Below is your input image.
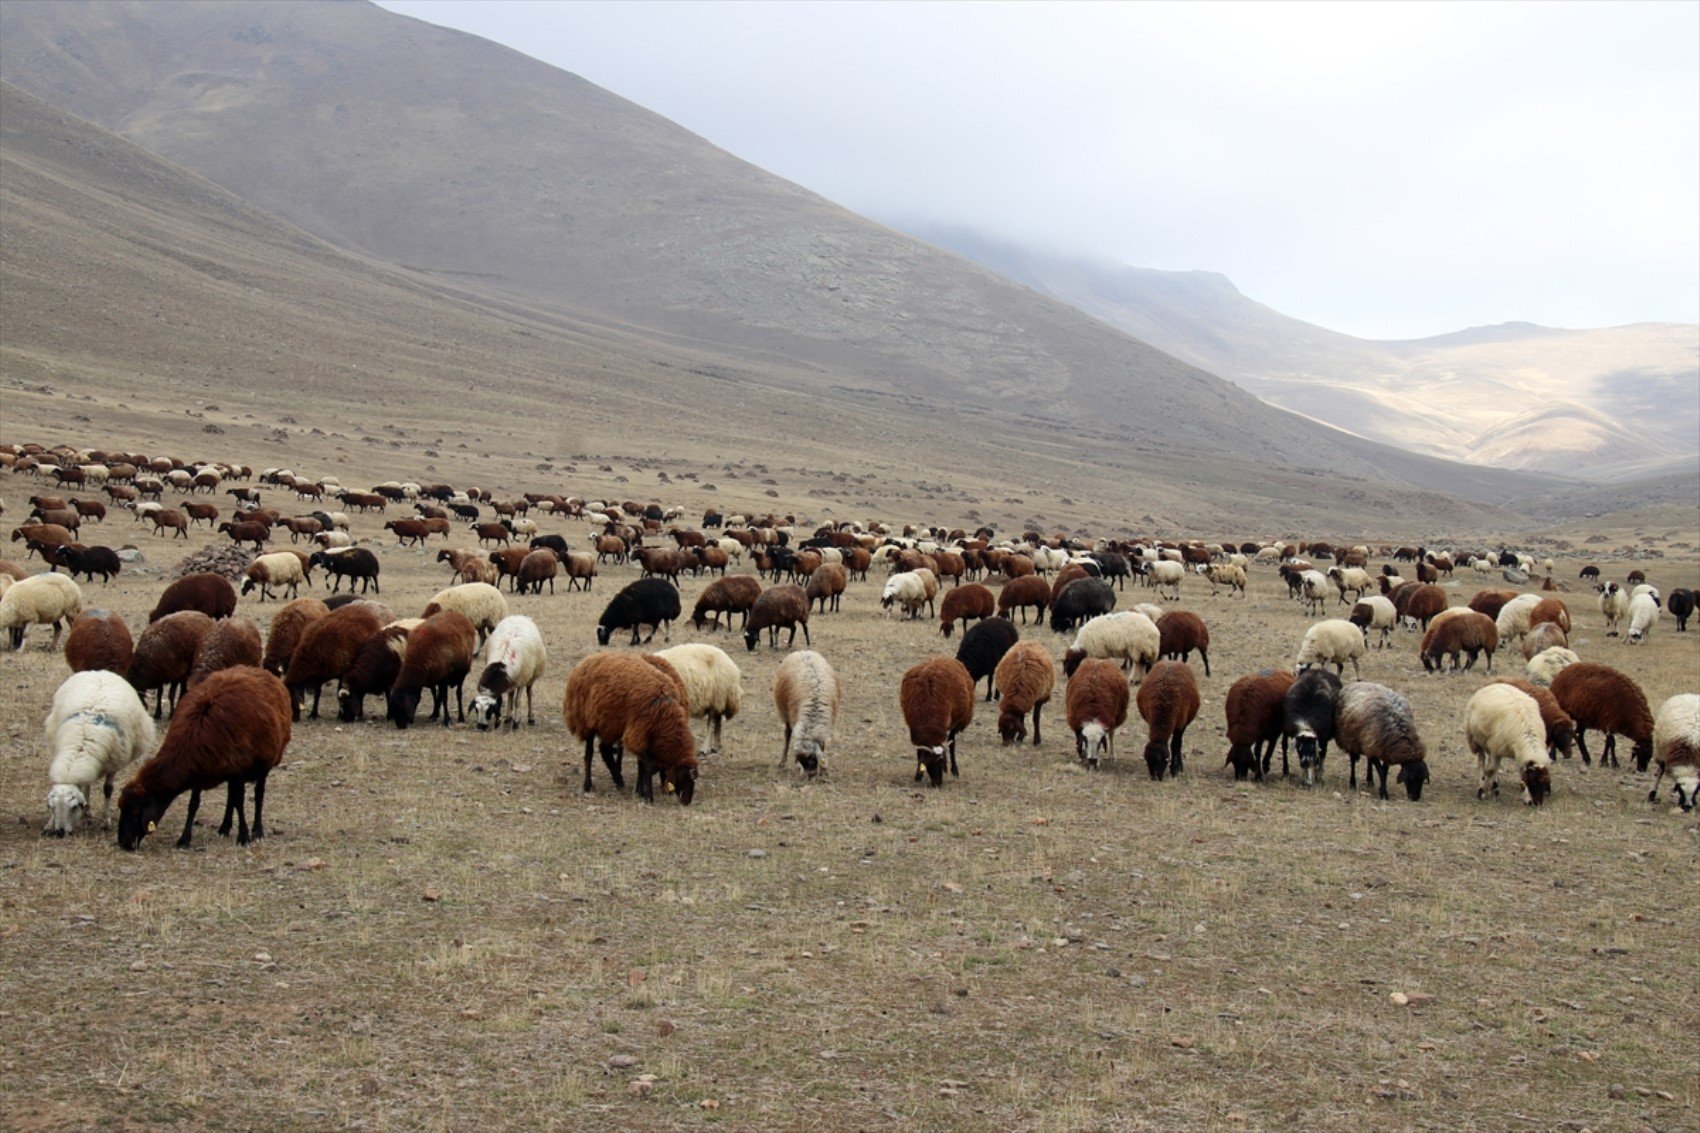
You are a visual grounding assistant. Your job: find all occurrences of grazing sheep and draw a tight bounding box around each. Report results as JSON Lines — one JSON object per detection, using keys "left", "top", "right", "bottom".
{"left": 956, "top": 616, "right": 1019, "bottom": 702}
{"left": 1419, "top": 610, "right": 1499, "bottom": 674}
{"left": 1326, "top": 566, "right": 1373, "bottom": 605}
{"left": 655, "top": 642, "right": 743, "bottom": 757}
{"left": 1525, "top": 646, "right": 1580, "bottom": 688}
{"left": 469, "top": 615, "right": 547, "bottom": 730}
{"left": 1136, "top": 660, "right": 1200, "bottom": 780}
{"left": 117, "top": 666, "right": 292, "bottom": 849}
{"left": 1597, "top": 582, "right": 1629, "bottom": 636}
{"left": 422, "top": 581, "right": 508, "bottom": 645}
{"left": 1550, "top": 663, "right": 1654, "bottom": 771}
{"left": 900, "top": 657, "right": 975, "bottom": 787}
{"left": 50, "top": 543, "right": 121, "bottom": 584}
{"left": 881, "top": 570, "right": 931, "bottom": 620}
{"left": 509, "top": 548, "right": 558, "bottom": 595}
{"left": 1062, "top": 611, "right": 1159, "bottom": 682}
{"left": 187, "top": 619, "right": 263, "bottom": 688}
{"left": 994, "top": 641, "right": 1055, "bottom": 746}
{"left": 388, "top": 610, "right": 478, "bottom": 729}
{"left": 1156, "top": 610, "right": 1211, "bottom": 676}
{"left": 1648, "top": 693, "right": 1700, "bottom": 811}
{"left": 1626, "top": 592, "right": 1661, "bottom": 644}
{"left": 774, "top": 650, "right": 840, "bottom": 777}
{"left": 283, "top": 600, "right": 388, "bottom": 720}
{"left": 996, "top": 574, "right": 1051, "bottom": 625}
{"left": 1334, "top": 682, "right": 1428, "bottom": 799}
{"left": 64, "top": 609, "right": 133, "bottom": 676}
{"left": 1143, "top": 559, "right": 1186, "bottom": 600}
{"left": 1349, "top": 595, "right": 1398, "bottom": 650}
{"left": 262, "top": 598, "right": 329, "bottom": 676}
{"left": 561, "top": 652, "right": 698, "bottom": 803}
{"left": 149, "top": 573, "right": 236, "bottom": 623}
{"left": 1400, "top": 584, "right": 1449, "bottom": 630}
{"left": 1494, "top": 594, "right": 1542, "bottom": 648}
{"left": 1521, "top": 622, "right": 1568, "bottom": 661}
{"left": 1490, "top": 678, "right": 1576, "bottom": 760}
{"left": 1666, "top": 587, "right": 1693, "bottom": 632}
{"left": 743, "top": 584, "right": 811, "bottom": 651}
{"left": 1, "top": 571, "right": 84, "bottom": 650}
{"left": 337, "top": 623, "right": 414, "bottom": 722}
{"left": 128, "top": 611, "right": 216, "bottom": 717}
{"left": 1066, "top": 657, "right": 1130, "bottom": 768}
{"left": 1464, "top": 683, "right": 1552, "bottom": 806}
{"left": 1529, "top": 597, "right": 1570, "bottom": 634}
{"left": 43, "top": 670, "right": 156, "bottom": 835}
{"left": 1468, "top": 588, "right": 1518, "bottom": 621}
{"left": 308, "top": 548, "right": 381, "bottom": 594}
{"left": 241, "top": 552, "right": 308, "bottom": 602}
{"left": 1296, "top": 619, "right": 1364, "bottom": 679}
{"left": 1049, "top": 577, "right": 1117, "bottom": 635}
{"left": 939, "top": 582, "right": 996, "bottom": 638}
{"left": 596, "top": 578, "right": 681, "bottom": 646}
{"left": 1206, "top": 562, "right": 1247, "bottom": 598}
{"left": 692, "top": 575, "right": 762, "bottom": 632}
{"left": 1284, "top": 668, "right": 1343, "bottom": 787}
{"left": 1298, "top": 570, "right": 1330, "bottom": 616}
{"left": 1222, "top": 669, "right": 1295, "bottom": 781}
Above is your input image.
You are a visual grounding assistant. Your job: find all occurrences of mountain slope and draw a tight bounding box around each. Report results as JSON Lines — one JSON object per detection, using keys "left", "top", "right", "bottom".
{"left": 0, "top": 0, "right": 1551, "bottom": 511}
{"left": 907, "top": 225, "right": 1699, "bottom": 480}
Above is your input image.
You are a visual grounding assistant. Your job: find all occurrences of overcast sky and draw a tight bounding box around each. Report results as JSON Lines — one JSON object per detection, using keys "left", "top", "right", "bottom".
{"left": 376, "top": 0, "right": 1698, "bottom": 339}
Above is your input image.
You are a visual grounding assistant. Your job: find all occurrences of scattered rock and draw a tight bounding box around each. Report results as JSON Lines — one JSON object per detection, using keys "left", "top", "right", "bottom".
{"left": 421, "top": 888, "right": 441, "bottom": 903}
{"left": 168, "top": 542, "right": 252, "bottom": 580}
{"left": 1170, "top": 1036, "right": 1196, "bottom": 1049}
{"left": 606, "top": 1055, "right": 640, "bottom": 1070}
{"left": 746, "top": 849, "right": 770, "bottom": 859}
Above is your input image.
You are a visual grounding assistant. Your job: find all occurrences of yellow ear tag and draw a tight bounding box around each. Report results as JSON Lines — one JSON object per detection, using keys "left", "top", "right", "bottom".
{"left": 147, "top": 821, "right": 156, "bottom": 832}
{"left": 664, "top": 781, "right": 675, "bottom": 794}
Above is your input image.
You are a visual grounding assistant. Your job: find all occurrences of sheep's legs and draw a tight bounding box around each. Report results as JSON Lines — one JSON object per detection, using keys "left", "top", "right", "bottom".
{"left": 1647, "top": 764, "right": 1665, "bottom": 804}
{"left": 177, "top": 788, "right": 203, "bottom": 848}
{"left": 582, "top": 737, "right": 597, "bottom": 793}
{"left": 1603, "top": 734, "right": 1618, "bottom": 769}
{"left": 1170, "top": 728, "right": 1185, "bottom": 776}
{"left": 1575, "top": 728, "right": 1592, "bottom": 766}
{"left": 780, "top": 725, "right": 793, "bottom": 769}
{"left": 251, "top": 774, "right": 268, "bottom": 841}
{"left": 1348, "top": 753, "right": 1359, "bottom": 789}
{"left": 1030, "top": 705, "right": 1042, "bottom": 746}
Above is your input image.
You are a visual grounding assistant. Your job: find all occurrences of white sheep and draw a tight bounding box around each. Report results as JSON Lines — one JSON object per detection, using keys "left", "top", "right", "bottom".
{"left": 773, "top": 650, "right": 840, "bottom": 776}
{"left": 1598, "top": 582, "right": 1629, "bottom": 636}
{"left": 1649, "top": 693, "right": 1700, "bottom": 811}
{"left": 716, "top": 537, "right": 744, "bottom": 563}
{"left": 242, "top": 551, "right": 308, "bottom": 602}
{"left": 1464, "top": 683, "right": 1553, "bottom": 805}
{"left": 1145, "top": 559, "right": 1185, "bottom": 600}
{"left": 1, "top": 572, "right": 84, "bottom": 651}
{"left": 1298, "top": 570, "right": 1331, "bottom": 616}
{"left": 315, "top": 530, "right": 353, "bottom": 549}
{"left": 1495, "top": 593, "right": 1542, "bottom": 646}
{"left": 881, "top": 571, "right": 931, "bottom": 620}
{"left": 470, "top": 615, "right": 547, "bottom": 730}
{"left": 1064, "top": 611, "right": 1160, "bottom": 682}
{"left": 1206, "top": 563, "right": 1247, "bottom": 598}
{"left": 1630, "top": 583, "right": 1660, "bottom": 603}
{"left": 1525, "top": 646, "right": 1580, "bottom": 687}
{"left": 43, "top": 670, "right": 156, "bottom": 835}
{"left": 1626, "top": 592, "right": 1661, "bottom": 644}
{"left": 1254, "top": 546, "right": 1282, "bottom": 563}
{"left": 422, "top": 582, "right": 508, "bottom": 644}
{"left": 1296, "top": 619, "right": 1366, "bottom": 680}
{"left": 1326, "top": 566, "right": 1372, "bottom": 605}
{"left": 1133, "top": 602, "right": 1167, "bottom": 625}
{"left": 1351, "top": 595, "right": 1399, "bottom": 649}
{"left": 655, "top": 643, "right": 743, "bottom": 756}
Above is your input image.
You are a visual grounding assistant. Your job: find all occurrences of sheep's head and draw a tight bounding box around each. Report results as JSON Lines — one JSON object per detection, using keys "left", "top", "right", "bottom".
{"left": 1631, "top": 738, "right": 1654, "bottom": 774}
{"left": 792, "top": 739, "right": 824, "bottom": 777}
{"left": 1225, "top": 743, "right": 1256, "bottom": 781}
{"left": 116, "top": 788, "right": 167, "bottom": 851}
{"left": 335, "top": 685, "right": 361, "bottom": 723}
{"left": 1142, "top": 739, "right": 1168, "bottom": 781}
{"left": 1521, "top": 762, "right": 1551, "bottom": 806}
{"left": 387, "top": 687, "right": 424, "bottom": 730}
{"left": 44, "top": 784, "right": 87, "bottom": 836}
{"left": 471, "top": 692, "right": 502, "bottom": 731}
{"left": 997, "top": 710, "right": 1026, "bottom": 746}
{"left": 1397, "top": 760, "right": 1430, "bottom": 802}
{"left": 1671, "top": 768, "right": 1699, "bottom": 813}
{"left": 940, "top": 620, "right": 954, "bottom": 639}
{"left": 916, "top": 745, "right": 947, "bottom": 787}
{"left": 1294, "top": 730, "right": 1321, "bottom": 786}
{"left": 1549, "top": 719, "right": 1575, "bottom": 759}
{"left": 596, "top": 625, "right": 613, "bottom": 647}
{"left": 742, "top": 628, "right": 760, "bottom": 652}
{"left": 1061, "top": 648, "right": 1086, "bottom": 678}
{"left": 668, "top": 763, "right": 698, "bottom": 806}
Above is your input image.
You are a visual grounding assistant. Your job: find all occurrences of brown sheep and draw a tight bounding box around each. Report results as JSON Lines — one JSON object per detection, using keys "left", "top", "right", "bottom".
{"left": 262, "top": 598, "right": 330, "bottom": 676}
{"left": 805, "top": 562, "right": 848, "bottom": 613}
{"left": 388, "top": 610, "right": 477, "bottom": 729}
{"left": 283, "top": 601, "right": 387, "bottom": 720}
{"left": 743, "top": 584, "right": 811, "bottom": 651}
{"left": 1490, "top": 678, "right": 1576, "bottom": 759}
{"left": 1065, "top": 657, "right": 1130, "bottom": 768}
{"left": 515, "top": 549, "right": 559, "bottom": 595}
{"left": 128, "top": 611, "right": 217, "bottom": 717}
{"left": 1137, "top": 660, "right": 1201, "bottom": 780}
{"left": 900, "top": 656, "right": 974, "bottom": 787}
{"left": 562, "top": 652, "right": 698, "bottom": 801}
{"left": 1402, "top": 584, "right": 1449, "bottom": 629}
{"left": 692, "top": 575, "right": 762, "bottom": 632}
{"left": 939, "top": 582, "right": 996, "bottom": 638}
{"left": 1550, "top": 663, "right": 1654, "bottom": 770}
{"left": 217, "top": 521, "right": 271, "bottom": 551}
{"left": 1156, "top": 610, "right": 1211, "bottom": 676}
{"left": 994, "top": 641, "right": 1056, "bottom": 746}
{"left": 187, "top": 618, "right": 263, "bottom": 688}
{"left": 1223, "top": 669, "right": 1295, "bottom": 780}
{"left": 11, "top": 522, "right": 76, "bottom": 555}
{"left": 64, "top": 609, "right": 134, "bottom": 677}
{"left": 1419, "top": 610, "right": 1498, "bottom": 673}
{"left": 149, "top": 573, "right": 238, "bottom": 623}
{"left": 1521, "top": 621, "right": 1568, "bottom": 661}
{"left": 997, "top": 575, "right": 1050, "bottom": 625}
{"left": 117, "top": 666, "right": 292, "bottom": 850}
{"left": 1529, "top": 597, "right": 1571, "bottom": 634}
{"left": 338, "top": 623, "right": 413, "bottom": 722}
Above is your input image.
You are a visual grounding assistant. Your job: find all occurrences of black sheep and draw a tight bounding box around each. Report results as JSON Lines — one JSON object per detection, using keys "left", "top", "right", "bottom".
{"left": 1089, "top": 552, "right": 1131, "bottom": 590}
{"left": 51, "top": 543, "right": 122, "bottom": 584}
{"left": 955, "top": 616, "right": 1019, "bottom": 702}
{"left": 1283, "top": 668, "right": 1343, "bottom": 787}
{"left": 1669, "top": 588, "right": 1694, "bottom": 632}
{"left": 309, "top": 548, "right": 382, "bottom": 594}
{"left": 1049, "top": 577, "right": 1116, "bottom": 634}
{"left": 596, "top": 578, "right": 682, "bottom": 646}
{"left": 530, "top": 534, "right": 571, "bottom": 558}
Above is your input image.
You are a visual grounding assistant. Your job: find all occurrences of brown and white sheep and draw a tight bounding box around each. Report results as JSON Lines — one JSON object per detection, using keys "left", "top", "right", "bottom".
{"left": 1333, "top": 682, "right": 1428, "bottom": 799}
{"left": 1066, "top": 657, "right": 1131, "bottom": 768}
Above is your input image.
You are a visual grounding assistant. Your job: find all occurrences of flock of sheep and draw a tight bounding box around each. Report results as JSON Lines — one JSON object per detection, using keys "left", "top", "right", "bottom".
{"left": 3, "top": 440, "right": 1698, "bottom": 856}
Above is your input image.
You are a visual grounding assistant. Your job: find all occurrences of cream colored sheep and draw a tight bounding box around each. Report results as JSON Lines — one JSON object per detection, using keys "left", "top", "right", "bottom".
{"left": 1465, "top": 683, "right": 1553, "bottom": 805}
{"left": 1525, "top": 646, "right": 1580, "bottom": 687}
{"left": 1296, "top": 619, "right": 1366, "bottom": 680}
{"left": 1, "top": 572, "right": 84, "bottom": 651}
{"left": 44, "top": 670, "right": 156, "bottom": 834}
{"left": 655, "top": 643, "right": 743, "bottom": 756}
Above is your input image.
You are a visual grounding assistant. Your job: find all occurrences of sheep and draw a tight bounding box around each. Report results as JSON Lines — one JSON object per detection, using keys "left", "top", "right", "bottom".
{"left": 1493, "top": 594, "right": 1541, "bottom": 648}
{"left": 1469, "top": 588, "right": 1518, "bottom": 621}
{"left": 1065, "top": 657, "right": 1131, "bottom": 768}
{"left": 1326, "top": 566, "right": 1373, "bottom": 605}
{"left": 956, "top": 616, "right": 1019, "bottom": 702}
{"left": 1284, "top": 668, "right": 1343, "bottom": 787}
{"left": 283, "top": 600, "right": 388, "bottom": 720}
{"left": 1144, "top": 559, "right": 1186, "bottom": 600}
{"left": 692, "top": 575, "right": 762, "bottom": 632}
{"left": 1490, "top": 678, "right": 1576, "bottom": 760}
{"left": 1648, "top": 693, "right": 1700, "bottom": 811}
{"left": 1049, "top": 577, "right": 1117, "bottom": 635}
{"left": 388, "top": 610, "right": 478, "bottom": 729}
{"left": 1529, "top": 596, "right": 1570, "bottom": 634}
{"left": 1626, "top": 592, "right": 1661, "bottom": 644}
{"left": 64, "top": 609, "right": 133, "bottom": 676}
{"left": 43, "top": 670, "right": 156, "bottom": 835}
{"left": 1296, "top": 619, "right": 1364, "bottom": 680}
{"left": 1526, "top": 646, "right": 1580, "bottom": 688}
{"left": 1297, "top": 570, "right": 1330, "bottom": 615}
{"left": 881, "top": 570, "right": 931, "bottom": 620}
{"left": 1597, "top": 582, "right": 1629, "bottom": 636}
{"left": 149, "top": 573, "right": 237, "bottom": 623}
{"left": 117, "top": 666, "right": 292, "bottom": 849}
{"left": 1, "top": 571, "right": 84, "bottom": 651}
{"left": 1349, "top": 595, "right": 1398, "bottom": 650}
{"left": 262, "top": 598, "right": 329, "bottom": 677}
{"left": 1550, "top": 663, "right": 1654, "bottom": 771}
{"left": 596, "top": 578, "right": 681, "bottom": 646}
{"left": 561, "top": 652, "right": 699, "bottom": 802}
{"left": 996, "top": 574, "right": 1051, "bottom": 624}
{"left": 217, "top": 520, "right": 271, "bottom": 551}
{"left": 1205, "top": 562, "right": 1246, "bottom": 598}
{"left": 464, "top": 615, "right": 548, "bottom": 731}
{"left": 337, "top": 623, "right": 414, "bottom": 722}
{"left": 422, "top": 581, "right": 507, "bottom": 645}
{"left": 655, "top": 643, "right": 742, "bottom": 755}
{"left": 1666, "top": 587, "right": 1693, "bottom": 632}
{"left": 805, "top": 562, "right": 848, "bottom": 613}
{"left": 128, "top": 611, "right": 216, "bottom": 717}
{"left": 1156, "top": 610, "right": 1211, "bottom": 676}
{"left": 993, "top": 641, "right": 1055, "bottom": 746}
{"left": 1333, "top": 682, "right": 1428, "bottom": 799}
{"left": 938, "top": 582, "right": 996, "bottom": 638}
{"left": 744, "top": 584, "right": 811, "bottom": 651}
{"left": 1222, "top": 669, "right": 1295, "bottom": 781}
{"left": 1134, "top": 660, "right": 1200, "bottom": 780}
{"left": 187, "top": 618, "right": 263, "bottom": 688}
{"left": 1062, "top": 611, "right": 1160, "bottom": 683}
{"left": 773, "top": 650, "right": 840, "bottom": 777}
{"left": 1521, "top": 622, "right": 1568, "bottom": 661}
{"left": 1419, "top": 610, "right": 1499, "bottom": 674}
{"left": 50, "top": 543, "right": 121, "bottom": 584}
{"left": 1400, "top": 584, "right": 1449, "bottom": 630}
{"left": 309, "top": 548, "right": 381, "bottom": 594}
{"left": 241, "top": 552, "right": 308, "bottom": 602}
{"left": 514, "top": 548, "right": 559, "bottom": 595}
{"left": 1464, "top": 683, "right": 1553, "bottom": 806}
{"left": 899, "top": 657, "right": 975, "bottom": 787}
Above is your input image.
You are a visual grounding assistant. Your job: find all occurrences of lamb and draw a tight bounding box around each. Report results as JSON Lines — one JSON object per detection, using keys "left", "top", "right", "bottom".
{"left": 692, "top": 575, "right": 762, "bottom": 632}
{"left": 805, "top": 562, "right": 848, "bottom": 613}
{"left": 596, "top": 578, "right": 681, "bottom": 646}
{"left": 1648, "top": 693, "right": 1700, "bottom": 811}
{"left": 43, "top": 670, "right": 156, "bottom": 835}
{"left": 1136, "top": 660, "right": 1200, "bottom": 780}
{"left": 1066, "top": 657, "right": 1131, "bottom": 768}
{"left": 1597, "top": 582, "right": 1629, "bottom": 636}
{"left": 149, "top": 573, "right": 237, "bottom": 623}
{"left": 1284, "top": 668, "right": 1343, "bottom": 786}
{"left": 939, "top": 582, "right": 996, "bottom": 638}
{"left": 387, "top": 610, "right": 477, "bottom": 729}
{"left": 1144, "top": 559, "right": 1186, "bottom": 600}
{"left": 1667, "top": 587, "right": 1694, "bottom": 632}
{"left": 337, "top": 623, "right": 414, "bottom": 722}
{"left": 1222, "top": 669, "right": 1295, "bottom": 781}
{"left": 1464, "top": 683, "right": 1552, "bottom": 806}
{"left": 956, "top": 616, "right": 1019, "bottom": 702}
{"left": 422, "top": 581, "right": 508, "bottom": 645}
{"left": 561, "top": 652, "right": 698, "bottom": 802}
{"left": 187, "top": 618, "right": 263, "bottom": 687}
{"left": 1296, "top": 619, "right": 1365, "bottom": 680}
{"left": 1626, "top": 592, "right": 1661, "bottom": 644}
{"left": 743, "top": 584, "right": 811, "bottom": 651}
{"left": 1333, "top": 682, "right": 1428, "bottom": 799}
{"left": 241, "top": 552, "right": 308, "bottom": 602}
{"left": 773, "top": 650, "right": 840, "bottom": 777}
{"left": 262, "top": 598, "right": 329, "bottom": 676}
{"left": 63, "top": 609, "right": 133, "bottom": 676}
{"left": 1419, "top": 610, "right": 1499, "bottom": 674}
{"left": 1, "top": 571, "right": 84, "bottom": 650}
{"left": 655, "top": 643, "right": 742, "bottom": 755}
{"left": 881, "top": 570, "right": 932, "bottom": 620}
{"left": 309, "top": 548, "right": 381, "bottom": 594}
{"left": 117, "top": 666, "right": 293, "bottom": 849}
{"left": 1490, "top": 678, "right": 1576, "bottom": 760}
{"left": 1349, "top": 595, "right": 1399, "bottom": 650}
{"left": 1156, "top": 610, "right": 1211, "bottom": 676}
{"left": 1521, "top": 621, "right": 1568, "bottom": 661}
{"left": 1525, "top": 646, "right": 1580, "bottom": 688}
{"left": 1549, "top": 662, "right": 1654, "bottom": 770}
{"left": 1049, "top": 577, "right": 1117, "bottom": 634}
{"left": 128, "top": 611, "right": 216, "bottom": 717}
{"left": 1062, "top": 611, "right": 1160, "bottom": 683}
{"left": 899, "top": 657, "right": 975, "bottom": 787}
{"left": 996, "top": 574, "right": 1051, "bottom": 624}
{"left": 1326, "top": 566, "right": 1373, "bottom": 605}
{"left": 283, "top": 600, "right": 388, "bottom": 720}
{"left": 993, "top": 641, "right": 1056, "bottom": 746}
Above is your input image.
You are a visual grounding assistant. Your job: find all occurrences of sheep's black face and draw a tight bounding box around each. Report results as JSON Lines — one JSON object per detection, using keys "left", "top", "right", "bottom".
{"left": 336, "top": 687, "right": 360, "bottom": 723}
{"left": 1143, "top": 740, "right": 1168, "bottom": 781}
{"left": 916, "top": 747, "right": 946, "bottom": 787}
{"left": 672, "top": 766, "right": 697, "bottom": 806}
{"left": 595, "top": 626, "right": 612, "bottom": 647}
{"left": 1632, "top": 739, "right": 1653, "bottom": 774}
{"left": 387, "top": 688, "right": 423, "bottom": 730}
{"left": 743, "top": 630, "right": 759, "bottom": 652}
{"left": 116, "top": 795, "right": 166, "bottom": 851}
{"left": 1673, "top": 777, "right": 1698, "bottom": 813}
{"left": 1522, "top": 765, "right": 1551, "bottom": 807}
{"left": 1398, "top": 760, "right": 1429, "bottom": 802}
{"left": 997, "top": 715, "right": 1025, "bottom": 746}
{"left": 795, "top": 748, "right": 820, "bottom": 776}
{"left": 1226, "top": 745, "right": 1255, "bottom": 781}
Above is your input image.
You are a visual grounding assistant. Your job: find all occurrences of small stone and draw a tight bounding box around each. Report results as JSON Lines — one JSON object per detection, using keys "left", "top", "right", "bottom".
{"left": 129, "top": 960, "right": 147, "bottom": 972}
{"left": 421, "top": 888, "right": 441, "bottom": 903}
{"left": 628, "top": 1080, "right": 652, "bottom": 1096}
{"left": 1170, "top": 1036, "right": 1195, "bottom": 1049}
{"left": 699, "top": 1099, "right": 720, "bottom": 1110}
{"left": 253, "top": 952, "right": 273, "bottom": 964}
{"left": 1576, "top": 1050, "right": 1600, "bottom": 1062}
{"left": 1607, "top": 1084, "right": 1626, "bottom": 1099}
{"left": 657, "top": 1020, "right": 676, "bottom": 1038}
{"left": 746, "top": 849, "right": 769, "bottom": 859}
{"left": 607, "top": 1055, "right": 640, "bottom": 1070}
{"left": 1389, "top": 992, "right": 1410, "bottom": 1007}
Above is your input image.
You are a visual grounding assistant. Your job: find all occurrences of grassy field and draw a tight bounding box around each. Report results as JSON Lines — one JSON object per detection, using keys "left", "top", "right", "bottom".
{"left": 0, "top": 454, "right": 1695, "bottom": 1133}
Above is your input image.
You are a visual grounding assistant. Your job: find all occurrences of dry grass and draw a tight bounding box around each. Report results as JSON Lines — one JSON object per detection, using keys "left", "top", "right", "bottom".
{"left": 0, "top": 457, "right": 1695, "bottom": 1133}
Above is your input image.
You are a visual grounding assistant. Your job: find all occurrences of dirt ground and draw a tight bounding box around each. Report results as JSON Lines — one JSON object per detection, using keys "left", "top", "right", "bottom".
{"left": 0, "top": 456, "right": 1695, "bottom": 1133}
